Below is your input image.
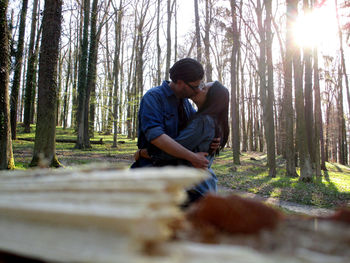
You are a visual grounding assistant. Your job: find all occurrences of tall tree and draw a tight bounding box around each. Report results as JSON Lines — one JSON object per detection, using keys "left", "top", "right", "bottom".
{"left": 23, "top": 0, "right": 39, "bottom": 133}
{"left": 204, "top": 0, "right": 212, "bottom": 81}
{"left": 194, "top": 0, "right": 202, "bottom": 62}
{"left": 313, "top": 47, "right": 322, "bottom": 176}
{"left": 156, "top": 0, "right": 161, "bottom": 84}
{"left": 112, "top": 0, "right": 123, "bottom": 147}
{"left": 335, "top": 0, "right": 350, "bottom": 164}
{"left": 30, "top": 0, "right": 62, "bottom": 167}
{"left": 303, "top": 0, "right": 315, "bottom": 165}
{"left": 85, "top": 0, "right": 100, "bottom": 145}
{"left": 0, "top": 0, "right": 14, "bottom": 170}
{"left": 285, "top": 0, "right": 297, "bottom": 177}
{"left": 257, "top": 0, "right": 276, "bottom": 177}
{"left": 165, "top": 0, "right": 172, "bottom": 80}
{"left": 291, "top": 0, "right": 313, "bottom": 182}
{"left": 10, "top": 0, "right": 28, "bottom": 139}
{"left": 230, "top": 0, "right": 240, "bottom": 165}
{"left": 76, "top": 0, "right": 90, "bottom": 149}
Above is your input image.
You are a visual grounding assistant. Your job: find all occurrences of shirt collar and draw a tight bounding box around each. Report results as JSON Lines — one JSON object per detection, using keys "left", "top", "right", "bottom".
{"left": 162, "top": 80, "right": 176, "bottom": 98}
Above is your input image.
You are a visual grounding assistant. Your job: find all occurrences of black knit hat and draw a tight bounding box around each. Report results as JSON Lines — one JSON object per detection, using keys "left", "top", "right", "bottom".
{"left": 169, "top": 58, "right": 204, "bottom": 83}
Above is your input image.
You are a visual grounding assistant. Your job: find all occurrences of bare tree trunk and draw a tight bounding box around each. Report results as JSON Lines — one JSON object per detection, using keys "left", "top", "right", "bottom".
{"left": 248, "top": 70, "right": 254, "bottom": 151}
{"left": 29, "top": 23, "right": 42, "bottom": 125}
{"left": 112, "top": 0, "right": 123, "bottom": 148}
{"left": 30, "top": 0, "right": 62, "bottom": 168}
{"left": 285, "top": 0, "right": 297, "bottom": 177}
{"left": 203, "top": 0, "right": 212, "bottom": 81}
{"left": 174, "top": 0, "right": 178, "bottom": 62}
{"left": 76, "top": 0, "right": 90, "bottom": 149}
{"left": 313, "top": 48, "right": 322, "bottom": 176}
{"left": 241, "top": 60, "right": 247, "bottom": 152}
{"left": 157, "top": 0, "right": 161, "bottom": 84}
{"left": 336, "top": 65, "right": 346, "bottom": 164}
{"left": 165, "top": 0, "right": 172, "bottom": 80}
{"left": 56, "top": 51, "right": 64, "bottom": 126}
{"left": 194, "top": 0, "right": 201, "bottom": 62}
{"left": 0, "top": 0, "right": 14, "bottom": 170}
{"left": 335, "top": 0, "right": 350, "bottom": 164}
{"left": 303, "top": 0, "right": 315, "bottom": 167}
{"left": 86, "top": 0, "right": 102, "bottom": 143}
{"left": 23, "top": 0, "right": 39, "bottom": 132}
{"left": 10, "top": 0, "right": 28, "bottom": 139}
{"left": 230, "top": 0, "right": 240, "bottom": 165}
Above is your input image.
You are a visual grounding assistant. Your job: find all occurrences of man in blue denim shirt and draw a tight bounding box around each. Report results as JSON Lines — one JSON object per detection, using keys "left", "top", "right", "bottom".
{"left": 131, "top": 58, "right": 211, "bottom": 168}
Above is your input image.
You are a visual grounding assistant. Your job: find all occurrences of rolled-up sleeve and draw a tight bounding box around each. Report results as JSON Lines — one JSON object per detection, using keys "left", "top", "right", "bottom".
{"left": 140, "top": 92, "right": 165, "bottom": 142}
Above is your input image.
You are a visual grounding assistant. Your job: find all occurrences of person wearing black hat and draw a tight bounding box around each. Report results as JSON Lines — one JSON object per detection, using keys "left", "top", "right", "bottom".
{"left": 135, "top": 81, "right": 229, "bottom": 205}
{"left": 131, "top": 58, "right": 218, "bottom": 169}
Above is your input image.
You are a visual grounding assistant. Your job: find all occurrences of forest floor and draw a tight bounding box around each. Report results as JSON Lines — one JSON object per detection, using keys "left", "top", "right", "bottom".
{"left": 10, "top": 124, "right": 350, "bottom": 215}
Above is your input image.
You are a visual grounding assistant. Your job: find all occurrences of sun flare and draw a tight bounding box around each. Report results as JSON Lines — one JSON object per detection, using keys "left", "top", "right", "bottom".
{"left": 293, "top": 6, "right": 338, "bottom": 49}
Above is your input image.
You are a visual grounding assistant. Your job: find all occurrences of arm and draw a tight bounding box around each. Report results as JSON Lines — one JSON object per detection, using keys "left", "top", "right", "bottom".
{"left": 139, "top": 91, "right": 208, "bottom": 168}
{"left": 151, "top": 134, "right": 209, "bottom": 168}
{"left": 151, "top": 116, "right": 214, "bottom": 167}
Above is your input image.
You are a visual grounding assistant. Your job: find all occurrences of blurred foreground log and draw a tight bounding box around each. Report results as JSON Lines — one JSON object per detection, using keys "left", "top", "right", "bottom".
{"left": 0, "top": 166, "right": 349, "bottom": 263}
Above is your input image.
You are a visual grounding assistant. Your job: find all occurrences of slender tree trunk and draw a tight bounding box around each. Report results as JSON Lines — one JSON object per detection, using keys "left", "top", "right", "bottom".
{"left": 157, "top": 0, "right": 161, "bottom": 84}
{"left": 204, "top": 0, "right": 212, "bottom": 81}
{"left": 56, "top": 52, "right": 64, "bottom": 126}
{"left": 62, "top": 24, "right": 72, "bottom": 129}
{"left": 112, "top": 0, "right": 123, "bottom": 148}
{"left": 10, "top": 0, "right": 28, "bottom": 139}
{"left": 194, "top": 0, "right": 201, "bottom": 62}
{"left": 0, "top": 0, "right": 14, "bottom": 170}
{"left": 303, "top": 0, "right": 315, "bottom": 167}
{"left": 23, "top": 0, "right": 39, "bottom": 132}
{"left": 248, "top": 70, "right": 254, "bottom": 151}
{"left": 285, "top": 0, "right": 297, "bottom": 177}
{"left": 313, "top": 47, "right": 322, "bottom": 176}
{"left": 30, "top": 0, "right": 62, "bottom": 168}
{"left": 174, "top": 0, "right": 178, "bottom": 62}
{"left": 337, "top": 65, "right": 346, "bottom": 164}
{"left": 85, "top": 0, "right": 100, "bottom": 144}
{"left": 165, "top": 0, "right": 171, "bottom": 80}
{"left": 230, "top": 0, "right": 240, "bottom": 165}
{"left": 240, "top": 60, "right": 247, "bottom": 152}
{"left": 335, "top": 0, "right": 350, "bottom": 164}
{"left": 76, "top": 0, "right": 90, "bottom": 149}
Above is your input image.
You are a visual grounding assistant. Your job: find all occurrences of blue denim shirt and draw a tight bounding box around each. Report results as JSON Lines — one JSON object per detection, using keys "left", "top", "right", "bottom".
{"left": 151, "top": 115, "right": 218, "bottom": 195}
{"left": 136, "top": 81, "right": 196, "bottom": 167}
{"left": 131, "top": 81, "right": 217, "bottom": 195}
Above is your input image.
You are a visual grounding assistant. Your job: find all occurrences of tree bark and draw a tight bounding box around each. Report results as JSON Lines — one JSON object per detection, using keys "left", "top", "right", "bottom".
{"left": 285, "top": 0, "right": 297, "bottom": 177}
{"left": 0, "top": 0, "right": 14, "bottom": 170}
{"left": 230, "top": 0, "right": 240, "bottom": 165}
{"left": 313, "top": 47, "right": 322, "bottom": 176}
{"left": 85, "top": 0, "right": 100, "bottom": 144}
{"left": 30, "top": 0, "right": 62, "bottom": 168}
{"left": 303, "top": 0, "right": 315, "bottom": 166}
{"left": 335, "top": 0, "right": 350, "bottom": 165}
{"left": 165, "top": 0, "right": 172, "bottom": 80}
{"left": 76, "top": 0, "right": 90, "bottom": 149}
{"left": 23, "top": 0, "right": 39, "bottom": 133}
{"left": 112, "top": 0, "right": 123, "bottom": 148}
{"left": 194, "top": 0, "right": 202, "bottom": 62}
{"left": 10, "top": 0, "right": 28, "bottom": 139}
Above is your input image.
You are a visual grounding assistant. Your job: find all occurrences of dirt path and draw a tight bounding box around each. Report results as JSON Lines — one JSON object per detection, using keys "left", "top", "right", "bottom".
{"left": 218, "top": 186, "right": 334, "bottom": 217}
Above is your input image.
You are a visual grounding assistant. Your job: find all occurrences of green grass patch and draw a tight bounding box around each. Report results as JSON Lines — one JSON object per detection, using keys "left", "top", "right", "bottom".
{"left": 10, "top": 124, "right": 350, "bottom": 209}
{"left": 213, "top": 150, "right": 350, "bottom": 208}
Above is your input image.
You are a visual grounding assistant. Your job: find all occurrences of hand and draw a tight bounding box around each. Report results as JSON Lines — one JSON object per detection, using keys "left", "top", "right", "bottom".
{"left": 134, "top": 149, "right": 141, "bottom": 161}
{"left": 190, "top": 152, "right": 209, "bottom": 169}
{"left": 210, "top": 137, "right": 221, "bottom": 152}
